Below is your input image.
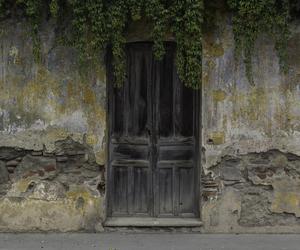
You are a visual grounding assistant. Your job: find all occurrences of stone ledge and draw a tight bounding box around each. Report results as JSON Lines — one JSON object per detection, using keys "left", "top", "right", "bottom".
{"left": 104, "top": 217, "right": 203, "bottom": 227}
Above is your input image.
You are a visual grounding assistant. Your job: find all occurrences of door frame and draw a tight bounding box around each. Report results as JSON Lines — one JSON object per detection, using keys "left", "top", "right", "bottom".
{"left": 105, "top": 41, "right": 201, "bottom": 219}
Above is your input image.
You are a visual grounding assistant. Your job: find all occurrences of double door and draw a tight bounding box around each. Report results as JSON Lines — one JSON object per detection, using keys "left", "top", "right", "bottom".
{"left": 107, "top": 42, "right": 199, "bottom": 218}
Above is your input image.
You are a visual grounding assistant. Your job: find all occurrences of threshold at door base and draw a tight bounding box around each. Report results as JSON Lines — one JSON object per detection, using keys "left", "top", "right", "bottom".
{"left": 104, "top": 217, "right": 203, "bottom": 227}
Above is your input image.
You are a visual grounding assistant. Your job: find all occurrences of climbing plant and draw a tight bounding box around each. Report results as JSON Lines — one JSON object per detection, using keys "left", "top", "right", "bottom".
{"left": 170, "top": 1, "right": 204, "bottom": 89}
{"left": 0, "top": 0, "right": 204, "bottom": 88}
{"left": 227, "top": 0, "right": 291, "bottom": 84}
{"left": 68, "top": 0, "right": 204, "bottom": 88}
{"left": 18, "top": 0, "right": 44, "bottom": 62}
{"left": 0, "top": 0, "right": 298, "bottom": 87}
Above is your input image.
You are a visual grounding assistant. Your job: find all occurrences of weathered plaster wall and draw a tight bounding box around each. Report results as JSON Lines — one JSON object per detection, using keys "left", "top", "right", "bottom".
{"left": 1, "top": 12, "right": 300, "bottom": 233}
{"left": 0, "top": 20, "right": 106, "bottom": 232}
{"left": 201, "top": 11, "right": 300, "bottom": 232}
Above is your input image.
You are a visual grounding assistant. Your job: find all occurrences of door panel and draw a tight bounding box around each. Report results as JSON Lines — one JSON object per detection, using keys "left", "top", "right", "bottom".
{"left": 159, "top": 145, "right": 194, "bottom": 161}
{"left": 112, "top": 144, "right": 149, "bottom": 161}
{"left": 108, "top": 42, "right": 199, "bottom": 218}
{"left": 175, "top": 76, "right": 194, "bottom": 137}
{"left": 158, "top": 168, "right": 174, "bottom": 215}
{"left": 127, "top": 47, "right": 150, "bottom": 138}
{"left": 112, "top": 166, "right": 129, "bottom": 214}
{"left": 179, "top": 167, "right": 194, "bottom": 214}
{"left": 133, "top": 167, "right": 149, "bottom": 213}
{"left": 158, "top": 50, "right": 174, "bottom": 138}
{"left": 112, "top": 83, "right": 124, "bottom": 136}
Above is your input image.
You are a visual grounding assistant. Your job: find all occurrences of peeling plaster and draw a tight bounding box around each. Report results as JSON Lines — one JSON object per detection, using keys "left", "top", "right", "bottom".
{"left": 202, "top": 14, "right": 300, "bottom": 171}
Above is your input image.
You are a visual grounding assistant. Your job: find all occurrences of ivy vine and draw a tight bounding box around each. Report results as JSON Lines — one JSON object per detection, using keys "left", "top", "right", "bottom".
{"left": 0, "top": 0, "right": 298, "bottom": 87}
{"left": 19, "top": 0, "right": 44, "bottom": 62}
{"left": 227, "top": 0, "right": 291, "bottom": 84}
{"left": 67, "top": 0, "right": 204, "bottom": 88}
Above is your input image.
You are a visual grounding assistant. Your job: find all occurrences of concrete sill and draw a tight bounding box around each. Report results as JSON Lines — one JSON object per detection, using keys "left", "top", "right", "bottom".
{"left": 104, "top": 217, "right": 203, "bottom": 227}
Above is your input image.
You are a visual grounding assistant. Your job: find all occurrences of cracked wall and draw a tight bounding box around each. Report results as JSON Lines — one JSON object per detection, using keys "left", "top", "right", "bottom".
{"left": 0, "top": 20, "right": 106, "bottom": 232}
{"left": 201, "top": 8, "right": 300, "bottom": 232}
{"left": 0, "top": 138, "right": 105, "bottom": 232}
{"left": 202, "top": 150, "right": 300, "bottom": 233}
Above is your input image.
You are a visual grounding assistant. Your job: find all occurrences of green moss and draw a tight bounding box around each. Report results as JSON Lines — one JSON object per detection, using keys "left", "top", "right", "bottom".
{"left": 212, "top": 89, "right": 226, "bottom": 102}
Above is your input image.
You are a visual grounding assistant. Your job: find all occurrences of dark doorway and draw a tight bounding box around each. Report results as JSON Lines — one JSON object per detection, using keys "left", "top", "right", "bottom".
{"left": 107, "top": 42, "right": 200, "bottom": 218}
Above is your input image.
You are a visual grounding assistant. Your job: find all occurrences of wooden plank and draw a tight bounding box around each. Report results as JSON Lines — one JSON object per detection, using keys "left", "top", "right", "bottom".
{"left": 158, "top": 145, "right": 194, "bottom": 161}
{"left": 159, "top": 53, "right": 174, "bottom": 138}
{"left": 111, "top": 144, "right": 149, "bottom": 161}
{"left": 178, "top": 167, "right": 194, "bottom": 214}
{"left": 112, "top": 166, "right": 128, "bottom": 214}
{"left": 133, "top": 167, "right": 149, "bottom": 214}
{"left": 158, "top": 168, "right": 173, "bottom": 215}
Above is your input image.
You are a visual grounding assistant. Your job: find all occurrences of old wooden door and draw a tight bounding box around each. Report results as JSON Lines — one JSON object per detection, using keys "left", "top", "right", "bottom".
{"left": 107, "top": 42, "right": 199, "bottom": 218}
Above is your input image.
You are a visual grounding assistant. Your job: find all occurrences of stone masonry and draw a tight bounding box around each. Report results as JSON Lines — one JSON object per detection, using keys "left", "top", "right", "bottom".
{"left": 0, "top": 138, "right": 105, "bottom": 232}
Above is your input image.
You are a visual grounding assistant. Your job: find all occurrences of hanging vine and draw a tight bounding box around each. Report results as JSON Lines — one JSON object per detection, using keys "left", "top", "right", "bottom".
{"left": 170, "top": 0, "right": 204, "bottom": 89}
{"left": 0, "top": 0, "right": 298, "bottom": 87}
{"left": 14, "top": 0, "right": 44, "bottom": 62}
{"left": 227, "top": 0, "right": 291, "bottom": 84}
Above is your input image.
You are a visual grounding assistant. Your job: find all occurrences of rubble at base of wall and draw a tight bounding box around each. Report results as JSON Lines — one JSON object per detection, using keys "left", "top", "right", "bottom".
{"left": 202, "top": 149, "right": 300, "bottom": 233}
{"left": 0, "top": 137, "right": 105, "bottom": 232}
